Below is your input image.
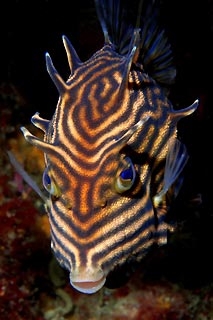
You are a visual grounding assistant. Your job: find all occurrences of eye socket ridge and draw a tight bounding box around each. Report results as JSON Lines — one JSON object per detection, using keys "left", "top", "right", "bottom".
{"left": 42, "top": 166, "right": 61, "bottom": 198}
{"left": 115, "top": 157, "right": 136, "bottom": 193}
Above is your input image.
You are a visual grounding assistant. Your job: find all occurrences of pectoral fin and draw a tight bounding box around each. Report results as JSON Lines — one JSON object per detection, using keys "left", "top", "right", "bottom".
{"left": 7, "top": 151, "right": 49, "bottom": 206}
{"left": 152, "top": 138, "right": 189, "bottom": 244}
{"left": 153, "top": 138, "right": 189, "bottom": 207}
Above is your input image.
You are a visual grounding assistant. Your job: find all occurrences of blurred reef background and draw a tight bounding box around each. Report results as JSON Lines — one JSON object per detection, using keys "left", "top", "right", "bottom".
{"left": 1, "top": 0, "right": 213, "bottom": 319}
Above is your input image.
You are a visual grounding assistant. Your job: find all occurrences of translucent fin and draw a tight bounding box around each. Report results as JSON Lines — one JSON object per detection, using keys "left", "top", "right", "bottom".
{"left": 95, "top": 0, "right": 134, "bottom": 53}
{"left": 153, "top": 138, "right": 189, "bottom": 206}
{"left": 138, "top": 1, "right": 176, "bottom": 85}
{"left": 7, "top": 151, "right": 49, "bottom": 204}
{"left": 95, "top": 0, "right": 176, "bottom": 86}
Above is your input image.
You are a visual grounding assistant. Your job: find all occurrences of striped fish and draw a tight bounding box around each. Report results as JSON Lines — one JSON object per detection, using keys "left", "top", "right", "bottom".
{"left": 9, "top": 0, "right": 198, "bottom": 294}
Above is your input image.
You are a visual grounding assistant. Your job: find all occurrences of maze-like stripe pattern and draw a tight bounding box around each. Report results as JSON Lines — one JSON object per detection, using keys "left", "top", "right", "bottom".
{"left": 18, "top": 1, "right": 198, "bottom": 294}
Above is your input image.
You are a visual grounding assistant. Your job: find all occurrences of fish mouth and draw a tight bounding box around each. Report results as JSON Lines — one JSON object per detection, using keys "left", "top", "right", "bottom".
{"left": 70, "top": 275, "right": 106, "bottom": 294}
{"left": 69, "top": 266, "right": 106, "bottom": 294}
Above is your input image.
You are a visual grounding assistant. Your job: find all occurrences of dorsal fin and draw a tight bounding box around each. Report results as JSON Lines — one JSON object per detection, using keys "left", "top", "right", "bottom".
{"left": 138, "top": 1, "right": 176, "bottom": 86}
{"left": 95, "top": 0, "right": 176, "bottom": 87}
{"left": 95, "top": 0, "right": 142, "bottom": 54}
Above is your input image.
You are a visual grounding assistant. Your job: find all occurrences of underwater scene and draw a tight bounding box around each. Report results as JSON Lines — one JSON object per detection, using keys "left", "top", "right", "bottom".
{"left": 2, "top": 0, "right": 213, "bottom": 319}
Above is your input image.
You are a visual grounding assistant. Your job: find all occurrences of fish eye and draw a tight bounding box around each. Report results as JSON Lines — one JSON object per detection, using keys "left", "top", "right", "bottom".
{"left": 114, "top": 157, "right": 136, "bottom": 193}
{"left": 43, "top": 168, "right": 51, "bottom": 191}
{"left": 42, "top": 167, "right": 61, "bottom": 198}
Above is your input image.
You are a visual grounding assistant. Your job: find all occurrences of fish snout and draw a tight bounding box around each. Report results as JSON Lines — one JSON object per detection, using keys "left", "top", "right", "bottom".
{"left": 69, "top": 266, "right": 106, "bottom": 294}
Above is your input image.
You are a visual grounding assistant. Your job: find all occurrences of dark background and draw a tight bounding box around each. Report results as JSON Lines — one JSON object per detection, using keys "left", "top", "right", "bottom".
{"left": 5, "top": 0, "right": 212, "bottom": 114}
{"left": 3, "top": 0, "right": 213, "bottom": 289}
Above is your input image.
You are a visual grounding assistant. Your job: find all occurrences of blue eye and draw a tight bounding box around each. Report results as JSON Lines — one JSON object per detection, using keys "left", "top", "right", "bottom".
{"left": 42, "top": 167, "right": 61, "bottom": 197}
{"left": 43, "top": 167, "right": 51, "bottom": 192}
{"left": 43, "top": 170, "right": 51, "bottom": 187}
{"left": 115, "top": 157, "right": 136, "bottom": 193}
{"left": 120, "top": 166, "right": 134, "bottom": 180}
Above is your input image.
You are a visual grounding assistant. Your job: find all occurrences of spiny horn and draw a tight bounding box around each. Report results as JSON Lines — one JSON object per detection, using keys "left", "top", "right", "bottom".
{"left": 62, "top": 35, "right": 82, "bottom": 74}
{"left": 114, "top": 115, "right": 150, "bottom": 147}
{"left": 170, "top": 99, "right": 199, "bottom": 121}
{"left": 128, "top": 28, "right": 141, "bottom": 62}
{"left": 118, "top": 45, "right": 138, "bottom": 95}
{"left": 31, "top": 112, "right": 50, "bottom": 132}
{"left": 45, "top": 52, "right": 68, "bottom": 95}
{"left": 20, "top": 126, "right": 58, "bottom": 155}
{"left": 119, "top": 31, "right": 141, "bottom": 93}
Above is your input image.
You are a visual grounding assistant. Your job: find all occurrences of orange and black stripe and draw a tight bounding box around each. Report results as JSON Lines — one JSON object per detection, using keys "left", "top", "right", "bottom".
{"left": 19, "top": 0, "right": 198, "bottom": 294}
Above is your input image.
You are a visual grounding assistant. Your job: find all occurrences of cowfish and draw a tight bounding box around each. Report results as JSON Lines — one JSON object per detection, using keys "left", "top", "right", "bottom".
{"left": 8, "top": 0, "right": 198, "bottom": 294}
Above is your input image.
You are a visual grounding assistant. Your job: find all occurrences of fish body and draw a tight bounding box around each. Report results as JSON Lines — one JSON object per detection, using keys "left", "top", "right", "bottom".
{"left": 10, "top": 0, "right": 198, "bottom": 294}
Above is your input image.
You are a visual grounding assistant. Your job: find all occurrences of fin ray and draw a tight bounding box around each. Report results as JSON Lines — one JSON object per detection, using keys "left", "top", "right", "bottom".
{"left": 7, "top": 151, "right": 48, "bottom": 203}
{"left": 95, "top": 0, "right": 176, "bottom": 86}
{"left": 153, "top": 138, "right": 189, "bottom": 206}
